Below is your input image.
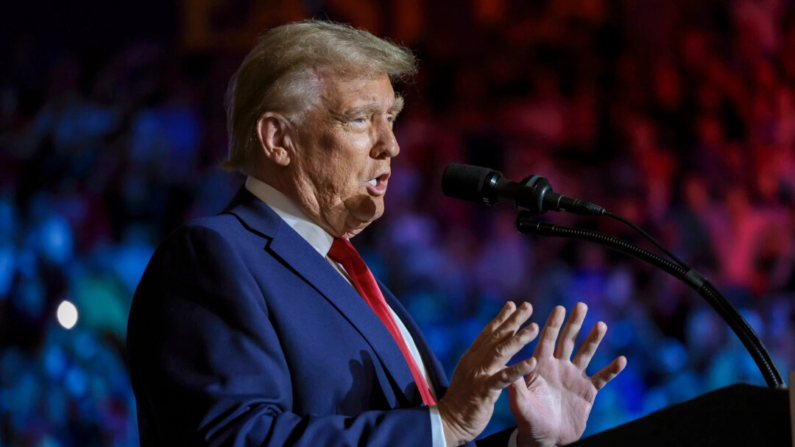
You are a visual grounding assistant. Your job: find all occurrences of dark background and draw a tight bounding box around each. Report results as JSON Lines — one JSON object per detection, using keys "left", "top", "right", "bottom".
{"left": 1, "top": 0, "right": 794, "bottom": 445}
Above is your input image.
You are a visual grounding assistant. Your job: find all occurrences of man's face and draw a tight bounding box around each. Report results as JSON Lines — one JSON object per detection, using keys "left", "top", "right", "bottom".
{"left": 289, "top": 72, "right": 402, "bottom": 238}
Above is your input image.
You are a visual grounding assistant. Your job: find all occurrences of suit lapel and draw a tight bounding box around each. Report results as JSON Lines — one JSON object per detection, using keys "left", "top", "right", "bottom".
{"left": 224, "top": 187, "right": 420, "bottom": 406}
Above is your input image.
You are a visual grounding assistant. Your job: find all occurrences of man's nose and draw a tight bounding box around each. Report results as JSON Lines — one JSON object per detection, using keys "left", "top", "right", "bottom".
{"left": 371, "top": 119, "right": 400, "bottom": 159}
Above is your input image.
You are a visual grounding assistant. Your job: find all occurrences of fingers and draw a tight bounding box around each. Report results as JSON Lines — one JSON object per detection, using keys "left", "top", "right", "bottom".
{"left": 490, "top": 322, "right": 539, "bottom": 368}
{"left": 490, "top": 303, "right": 533, "bottom": 344}
{"left": 481, "top": 302, "right": 537, "bottom": 370}
{"left": 533, "top": 305, "right": 565, "bottom": 358}
{"left": 471, "top": 301, "right": 517, "bottom": 349}
{"left": 572, "top": 321, "right": 607, "bottom": 370}
{"left": 486, "top": 357, "right": 537, "bottom": 389}
{"left": 488, "top": 301, "right": 519, "bottom": 336}
{"left": 570, "top": 319, "right": 626, "bottom": 390}
{"left": 472, "top": 302, "right": 535, "bottom": 366}
{"left": 491, "top": 302, "right": 534, "bottom": 343}
{"left": 591, "top": 356, "right": 627, "bottom": 390}
{"left": 554, "top": 302, "right": 587, "bottom": 360}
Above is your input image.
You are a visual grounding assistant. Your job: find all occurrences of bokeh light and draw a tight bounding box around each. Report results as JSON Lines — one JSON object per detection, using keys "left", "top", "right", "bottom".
{"left": 56, "top": 300, "right": 78, "bottom": 329}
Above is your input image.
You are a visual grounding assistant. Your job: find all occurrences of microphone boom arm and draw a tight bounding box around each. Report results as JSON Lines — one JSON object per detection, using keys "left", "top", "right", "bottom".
{"left": 515, "top": 214, "right": 785, "bottom": 389}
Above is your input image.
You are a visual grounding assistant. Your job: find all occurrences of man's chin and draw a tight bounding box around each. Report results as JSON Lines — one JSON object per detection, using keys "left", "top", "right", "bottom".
{"left": 345, "top": 196, "right": 384, "bottom": 221}
{"left": 343, "top": 209, "right": 383, "bottom": 238}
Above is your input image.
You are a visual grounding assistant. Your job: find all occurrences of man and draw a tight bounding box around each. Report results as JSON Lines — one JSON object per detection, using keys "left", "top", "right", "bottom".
{"left": 127, "top": 20, "right": 626, "bottom": 447}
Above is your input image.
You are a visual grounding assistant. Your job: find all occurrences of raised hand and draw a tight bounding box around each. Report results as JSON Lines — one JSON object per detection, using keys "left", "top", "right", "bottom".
{"left": 508, "top": 303, "right": 627, "bottom": 447}
{"left": 437, "top": 301, "right": 540, "bottom": 447}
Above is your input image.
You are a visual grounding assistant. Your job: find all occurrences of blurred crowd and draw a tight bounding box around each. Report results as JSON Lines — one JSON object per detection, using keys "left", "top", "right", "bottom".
{"left": 1, "top": 0, "right": 794, "bottom": 445}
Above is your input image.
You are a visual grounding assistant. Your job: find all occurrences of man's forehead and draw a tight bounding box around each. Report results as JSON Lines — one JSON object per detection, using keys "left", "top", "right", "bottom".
{"left": 316, "top": 70, "right": 400, "bottom": 109}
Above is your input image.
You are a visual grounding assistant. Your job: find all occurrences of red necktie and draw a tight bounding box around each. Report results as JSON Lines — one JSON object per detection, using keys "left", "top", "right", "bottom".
{"left": 327, "top": 237, "right": 437, "bottom": 406}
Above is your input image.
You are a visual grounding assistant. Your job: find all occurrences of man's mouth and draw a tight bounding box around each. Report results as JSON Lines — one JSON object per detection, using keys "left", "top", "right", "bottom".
{"left": 365, "top": 173, "right": 389, "bottom": 195}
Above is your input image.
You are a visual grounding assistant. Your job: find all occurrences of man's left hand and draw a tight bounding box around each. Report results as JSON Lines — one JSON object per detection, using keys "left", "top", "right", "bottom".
{"left": 508, "top": 302, "right": 627, "bottom": 447}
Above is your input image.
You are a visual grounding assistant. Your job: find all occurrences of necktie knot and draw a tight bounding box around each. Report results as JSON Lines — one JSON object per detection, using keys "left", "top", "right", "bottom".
{"left": 328, "top": 237, "right": 359, "bottom": 263}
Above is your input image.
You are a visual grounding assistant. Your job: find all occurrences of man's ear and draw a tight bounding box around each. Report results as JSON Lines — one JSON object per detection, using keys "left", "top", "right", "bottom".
{"left": 255, "top": 112, "right": 294, "bottom": 167}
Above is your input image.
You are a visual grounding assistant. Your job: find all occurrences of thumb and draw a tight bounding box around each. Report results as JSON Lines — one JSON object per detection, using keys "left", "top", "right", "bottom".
{"left": 508, "top": 376, "right": 529, "bottom": 408}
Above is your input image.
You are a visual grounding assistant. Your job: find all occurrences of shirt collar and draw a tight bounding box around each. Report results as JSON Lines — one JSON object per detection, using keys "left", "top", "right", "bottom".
{"left": 245, "top": 176, "right": 335, "bottom": 257}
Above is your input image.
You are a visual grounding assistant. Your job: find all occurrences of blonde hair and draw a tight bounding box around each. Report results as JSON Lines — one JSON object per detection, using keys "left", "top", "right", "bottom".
{"left": 223, "top": 20, "right": 417, "bottom": 172}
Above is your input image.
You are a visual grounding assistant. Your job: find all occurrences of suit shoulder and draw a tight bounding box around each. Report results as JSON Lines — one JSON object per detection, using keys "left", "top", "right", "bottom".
{"left": 134, "top": 214, "right": 264, "bottom": 305}
{"left": 162, "top": 213, "right": 265, "bottom": 248}
{"left": 182, "top": 213, "right": 243, "bottom": 237}
{"left": 140, "top": 215, "right": 252, "bottom": 276}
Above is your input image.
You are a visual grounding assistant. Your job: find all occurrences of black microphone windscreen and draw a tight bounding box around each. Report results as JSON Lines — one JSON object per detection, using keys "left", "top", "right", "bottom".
{"left": 441, "top": 163, "right": 494, "bottom": 203}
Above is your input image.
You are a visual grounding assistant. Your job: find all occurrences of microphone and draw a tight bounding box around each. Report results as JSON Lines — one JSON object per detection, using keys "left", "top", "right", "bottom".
{"left": 441, "top": 163, "right": 606, "bottom": 216}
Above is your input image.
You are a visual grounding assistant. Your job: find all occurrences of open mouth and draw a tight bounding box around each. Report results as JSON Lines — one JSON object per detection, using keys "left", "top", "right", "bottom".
{"left": 365, "top": 173, "right": 390, "bottom": 195}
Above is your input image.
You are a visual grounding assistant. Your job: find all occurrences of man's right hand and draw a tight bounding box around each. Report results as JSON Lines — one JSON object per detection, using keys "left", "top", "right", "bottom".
{"left": 436, "top": 301, "right": 540, "bottom": 446}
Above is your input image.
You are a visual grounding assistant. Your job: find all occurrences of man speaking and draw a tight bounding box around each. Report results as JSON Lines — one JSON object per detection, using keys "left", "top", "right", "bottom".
{"left": 127, "top": 20, "right": 626, "bottom": 447}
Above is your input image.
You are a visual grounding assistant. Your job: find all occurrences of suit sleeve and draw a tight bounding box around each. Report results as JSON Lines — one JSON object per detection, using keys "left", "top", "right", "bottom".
{"left": 127, "top": 225, "right": 433, "bottom": 446}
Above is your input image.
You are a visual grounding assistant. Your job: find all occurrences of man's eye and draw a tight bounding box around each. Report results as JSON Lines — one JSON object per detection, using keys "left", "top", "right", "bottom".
{"left": 352, "top": 117, "right": 367, "bottom": 124}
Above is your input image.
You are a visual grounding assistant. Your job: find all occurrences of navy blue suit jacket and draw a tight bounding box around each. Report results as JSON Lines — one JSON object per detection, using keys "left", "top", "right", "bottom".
{"left": 128, "top": 187, "right": 513, "bottom": 446}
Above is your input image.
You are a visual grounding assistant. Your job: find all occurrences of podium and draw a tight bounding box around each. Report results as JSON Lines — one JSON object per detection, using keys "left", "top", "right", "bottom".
{"left": 570, "top": 384, "right": 791, "bottom": 446}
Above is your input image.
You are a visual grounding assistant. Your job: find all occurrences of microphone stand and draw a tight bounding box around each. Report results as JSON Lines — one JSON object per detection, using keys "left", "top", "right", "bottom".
{"left": 515, "top": 213, "right": 785, "bottom": 389}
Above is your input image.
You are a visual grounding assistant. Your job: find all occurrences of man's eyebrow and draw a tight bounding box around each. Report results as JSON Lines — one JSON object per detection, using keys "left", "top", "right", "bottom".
{"left": 333, "top": 96, "right": 405, "bottom": 120}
